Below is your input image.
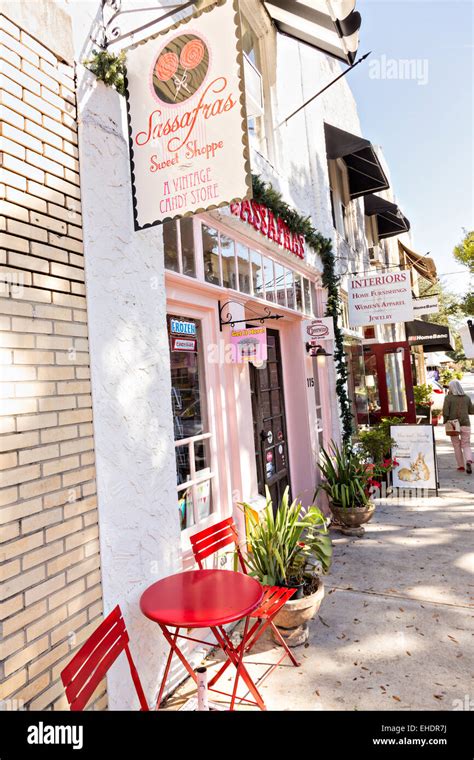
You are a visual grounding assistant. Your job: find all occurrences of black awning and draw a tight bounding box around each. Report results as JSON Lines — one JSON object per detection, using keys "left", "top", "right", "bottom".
{"left": 325, "top": 123, "right": 389, "bottom": 199}
{"left": 405, "top": 320, "right": 454, "bottom": 352}
{"left": 364, "top": 194, "right": 410, "bottom": 239}
{"left": 263, "top": 0, "right": 361, "bottom": 65}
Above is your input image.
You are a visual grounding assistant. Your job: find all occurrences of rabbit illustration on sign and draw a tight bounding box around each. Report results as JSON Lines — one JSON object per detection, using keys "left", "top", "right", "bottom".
{"left": 397, "top": 453, "right": 430, "bottom": 482}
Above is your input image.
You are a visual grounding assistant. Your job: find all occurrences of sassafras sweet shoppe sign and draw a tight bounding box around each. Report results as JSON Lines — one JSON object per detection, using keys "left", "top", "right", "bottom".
{"left": 125, "top": 0, "right": 251, "bottom": 229}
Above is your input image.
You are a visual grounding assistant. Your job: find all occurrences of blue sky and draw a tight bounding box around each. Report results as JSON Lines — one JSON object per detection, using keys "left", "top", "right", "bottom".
{"left": 348, "top": 0, "right": 473, "bottom": 296}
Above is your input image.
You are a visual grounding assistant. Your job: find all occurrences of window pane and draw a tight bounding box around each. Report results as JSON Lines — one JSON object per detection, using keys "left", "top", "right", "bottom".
{"left": 263, "top": 257, "right": 275, "bottom": 302}
{"left": 169, "top": 317, "right": 206, "bottom": 441}
{"left": 202, "top": 225, "right": 220, "bottom": 286}
{"left": 180, "top": 218, "right": 195, "bottom": 277}
{"left": 236, "top": 243, "right": 251, "bottom": 294}
{"left": 163, "top": 221, "right": 179, "bottom": 272}
{"left": 294, "top": 273, "right": 303, "bottom": 312}
{"left": 384, "top": 352, "right": 408, "bottom": 413}
{"left": 251, "top": 250, "right": 263, "bottom": 297}
{"left": 275, "top": 263, "right": 286, "bottom": 308}
{"left": 285, "top": 269, "right": 295, "bottom": 309}
{"left": 220, "top": 234, "right": 237, "bottom": 290}
{"left": 303, "top": 278, "right": 311, "bottom": 315}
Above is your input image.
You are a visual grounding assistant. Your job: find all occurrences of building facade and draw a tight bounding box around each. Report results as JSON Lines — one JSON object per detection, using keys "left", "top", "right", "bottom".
{"left": 1, "top": 0, "right": 422, "bottom": 710}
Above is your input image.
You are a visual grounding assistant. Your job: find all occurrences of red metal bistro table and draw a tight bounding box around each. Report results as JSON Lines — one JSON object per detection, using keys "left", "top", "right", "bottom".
{"left": 140, "top": 569, "right": 265, "bottom": 710}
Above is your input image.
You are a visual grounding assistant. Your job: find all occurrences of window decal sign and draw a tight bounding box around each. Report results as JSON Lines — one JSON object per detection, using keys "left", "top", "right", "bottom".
{"left": 125, "top": 0, "right": 251, "bottom": 229}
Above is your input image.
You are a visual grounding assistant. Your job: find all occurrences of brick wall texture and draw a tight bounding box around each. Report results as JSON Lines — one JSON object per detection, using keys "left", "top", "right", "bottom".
{"left": 0, "top": 13, "right": 106, "bottom": 710}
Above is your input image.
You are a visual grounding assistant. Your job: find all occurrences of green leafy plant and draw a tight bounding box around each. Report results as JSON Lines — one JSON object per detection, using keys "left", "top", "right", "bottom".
{"left": 252, "top": 174, "right": 353, "bottom": 444}
{"left": 439, "top": 368, "right": 455, "bottom": 387}
{"left": 432, "top": 408, "right": 443, "bottom": 418}
{"left": 358, "top": 426, "right": 395, "bottom": 467}
{"left": 83, "top": 49, "right": 126, "bottom": 95}
{"left": 316, "top": 442, "right": 374, "bottom": 509}
{"left": 240, "top": 486, "right": 332, "bottom": 587}
{"left": 413, "top": 384, "right": 433, "bottom": 407}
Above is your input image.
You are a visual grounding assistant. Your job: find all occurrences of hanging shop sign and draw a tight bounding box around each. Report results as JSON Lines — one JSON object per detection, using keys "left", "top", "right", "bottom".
{"left": 459, "top": 322, "right": 474, "bottom": 359}
{"left": 303, "top": 316, "right": 335, "bottom": 342}
{"left": 412, "top": 295, "right": 439, "bottom": 317}
{"left": 229, "top": 200, "right": 305, "bottom": 259}
{"left": 125, "top": 0, "right": 251, "bottom": 229}
{"left": 390, "top": 424, "right": 438, "bottom": 493}
{"left": 230, "top": 326, "right": 267, "bottom": 363}
{"left": 347, "top": 270, "right": 414, "bottom": 327}
{"left": 405, "top": 320, "right": 454, "bottom": 352}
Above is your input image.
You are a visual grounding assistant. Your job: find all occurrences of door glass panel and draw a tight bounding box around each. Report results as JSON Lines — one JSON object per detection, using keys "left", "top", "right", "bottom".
{"left": 220, "top": 234, "right": 237, "bottom": 290}
{"left": 384, "top": 351, "right": 408, "bottom": 413}
{"left": 251, "top": 250, "right": 263, "bottom": 297}
{"left": 202, "top": 225, "right": 221, "bottom": 285}
{"left": 236, "top": 243, "right": 251, "bottom": 294}
{"left": 163, "top": 221, "right": 179, "bottom": 272}
{"left": 364, "top": 352, "right": 381, "bottom": 417}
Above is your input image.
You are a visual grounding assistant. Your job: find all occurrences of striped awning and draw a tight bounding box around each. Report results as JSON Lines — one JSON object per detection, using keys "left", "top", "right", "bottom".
{"left": 364, "top": 194, "right": 410, "bottom": 240}
{"left": 398, "top": 241, "right": 437, "bottom": 284}
{"left": 263, "top": 0, "right": 362, "bottom": 65}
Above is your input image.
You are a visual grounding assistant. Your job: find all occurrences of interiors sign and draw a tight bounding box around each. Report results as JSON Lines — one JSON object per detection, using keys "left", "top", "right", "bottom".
{"left": 125, "top": 0, "right": 251, "bottom": 229}
{"left": 347, "top": 271, "right": 414, "bottom": 326}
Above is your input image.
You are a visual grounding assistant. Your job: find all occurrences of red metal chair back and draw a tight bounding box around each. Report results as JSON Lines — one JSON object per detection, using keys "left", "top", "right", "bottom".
{"left": 60, "top": 605, "right": 148, "bottom": 711}
{"left": 190, "top": 517, "right": 246, "bottom": 572}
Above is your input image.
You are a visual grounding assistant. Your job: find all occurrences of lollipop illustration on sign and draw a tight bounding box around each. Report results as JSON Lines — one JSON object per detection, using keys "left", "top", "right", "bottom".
{"left": 152, "top": 34, "right": 209, "bottom": 104}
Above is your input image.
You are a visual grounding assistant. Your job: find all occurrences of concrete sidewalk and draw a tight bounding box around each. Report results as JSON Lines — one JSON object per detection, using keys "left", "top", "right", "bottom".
{"left": 168, "top": 426, "right": 474, "bottom": 711}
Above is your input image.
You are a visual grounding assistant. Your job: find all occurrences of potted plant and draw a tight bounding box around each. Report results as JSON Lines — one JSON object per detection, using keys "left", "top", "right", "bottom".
{"left": 357, "top": 416, "right": 399, "bottom": 489}
{"left": 413, "top": 384, "right": 433, "bottom": 424}
{"left": 317, "top": 442, "right": 378, "bottom": 533}
{"left": 431, "top": 408, "right": 442, "bottom": 426}
{"left": 240, "top": 487, "right": 333, "bottom": 646}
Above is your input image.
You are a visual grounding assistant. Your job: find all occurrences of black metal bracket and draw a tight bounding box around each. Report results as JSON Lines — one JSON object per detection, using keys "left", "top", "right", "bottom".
{"left": 219, "top": 300, "right": 284, "bottom": 332}
{"left": 92, "top": 0, "right": 195, "bottom": 50}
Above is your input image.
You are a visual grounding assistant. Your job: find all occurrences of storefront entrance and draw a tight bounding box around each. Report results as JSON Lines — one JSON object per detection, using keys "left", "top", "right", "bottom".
{"left": 249, "top": 329, "right": 291, "bottom": 506}
{"left": 362, "top": 341, "right": 416, "bottom": 424}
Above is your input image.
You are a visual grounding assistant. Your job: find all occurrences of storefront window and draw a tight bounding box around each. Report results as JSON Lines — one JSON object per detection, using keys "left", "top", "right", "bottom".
{"left": 303, "top": 277, "right": 311, "bottom": 315}
{"left": 285, "top": 269, "right": 295, "bottom": 309}
{"left": 251, "top": 250, "right": 263, "bottom": 297}
{"left": 294, "top": 273, "right": 303, "bottom": 312}
{"left": 220, "top": 234, "right": 237, "bottom": 290}
{"left": 275, "top": 263, "right": 286, "bottom": 308}
{"left": 168, "top": 315, "right": 214, "bottom": 530}
{"left": 262, "top": 257, "right": 275, "bottom": 302}
{"left": 163, "top": 219, "right": 196, "bottom": 277}
{"left": 236, "top": 243, "right": 251, "bottom": 294}
{"left": 364, "top": 352, "right": 381, "bottom": 421}
{"left": 180, "top": 218, "right": 195, "bottom": 277}
{"left": 202, "top": 225, "right": 221, "bottom": 286}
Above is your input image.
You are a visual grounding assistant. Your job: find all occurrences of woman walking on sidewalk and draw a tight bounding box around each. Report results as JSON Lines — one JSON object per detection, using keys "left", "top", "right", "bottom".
{"left": 443, "top": 380, "right": 474, "bottom": 473}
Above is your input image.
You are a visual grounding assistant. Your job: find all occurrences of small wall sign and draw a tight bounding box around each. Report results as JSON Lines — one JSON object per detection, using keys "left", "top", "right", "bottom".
{"left": 304, "top": 317, "right": 335, "bottom": 341}
{"left": 170, "top": 319, "right": 197, "bottom": 336}
{"left": 230, "top": 327, "right": 267, "bottom": 363}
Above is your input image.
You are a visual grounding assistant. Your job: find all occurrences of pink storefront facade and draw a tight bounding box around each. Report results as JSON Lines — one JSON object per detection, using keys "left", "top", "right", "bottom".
{"left": 163, "top": 203, "right": 336, "bottom": 560}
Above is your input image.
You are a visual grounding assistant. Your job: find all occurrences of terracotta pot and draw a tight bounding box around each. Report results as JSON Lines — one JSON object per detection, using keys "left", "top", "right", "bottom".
{"left": 271, "top": 580, "right": 325, "bottom": 647}
{"left": 330, "top": 501, "right": 375, "bottom": 528}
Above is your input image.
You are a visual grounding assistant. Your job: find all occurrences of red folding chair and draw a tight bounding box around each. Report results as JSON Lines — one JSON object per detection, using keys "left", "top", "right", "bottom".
{"left": 60, "top": 605, "right": 149, "bottom": 711}
{"left": 190, "top": 517, "right": 300, "bottom": 691}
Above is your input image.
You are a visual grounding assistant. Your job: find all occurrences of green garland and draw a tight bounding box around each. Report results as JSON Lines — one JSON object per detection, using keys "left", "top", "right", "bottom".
{"left": 83, "top": 50, "right": 126, "bottom": 96}
{"left": 252, "top": 174, "right": 353, "bottom": 443}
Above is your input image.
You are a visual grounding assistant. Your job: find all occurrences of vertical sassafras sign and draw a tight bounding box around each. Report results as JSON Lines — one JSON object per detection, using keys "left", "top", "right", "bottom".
{"left": 125, "top": 0, "right": 251, "bottom": 229}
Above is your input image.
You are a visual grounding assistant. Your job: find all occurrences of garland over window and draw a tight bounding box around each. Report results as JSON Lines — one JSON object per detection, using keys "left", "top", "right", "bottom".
{"left": 251, "top": 174, "right": 353, "bottom": 443}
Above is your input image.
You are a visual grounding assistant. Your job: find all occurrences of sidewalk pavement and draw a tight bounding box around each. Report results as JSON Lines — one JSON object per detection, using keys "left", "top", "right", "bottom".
{"left": 167, "top": 425, "right": 474, "bottom": 711}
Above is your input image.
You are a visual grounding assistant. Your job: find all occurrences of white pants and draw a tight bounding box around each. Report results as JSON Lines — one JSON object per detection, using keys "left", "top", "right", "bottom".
{"left": 451, "top": 426, "right": 473, "bottom": 468}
